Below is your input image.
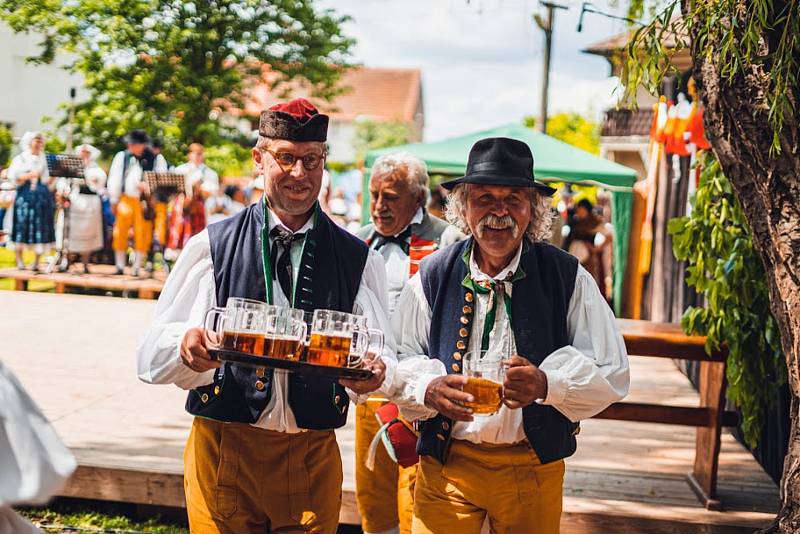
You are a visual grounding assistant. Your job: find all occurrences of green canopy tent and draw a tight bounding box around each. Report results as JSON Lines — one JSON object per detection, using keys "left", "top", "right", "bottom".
{"left": 363, "top": 123, "right": 638, "bottom": 314}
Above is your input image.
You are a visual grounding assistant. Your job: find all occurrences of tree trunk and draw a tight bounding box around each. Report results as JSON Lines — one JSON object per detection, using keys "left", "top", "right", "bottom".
{"left": 685, "top": 3, "right": 800, "bottom": 531}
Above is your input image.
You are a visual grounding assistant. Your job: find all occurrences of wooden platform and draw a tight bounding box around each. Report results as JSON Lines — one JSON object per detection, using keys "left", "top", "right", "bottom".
{"left": 1, "top": 291, "right": 779, "bottom": 532}
{"left": 0, "top": 264, "right": 165, "bottom": 299}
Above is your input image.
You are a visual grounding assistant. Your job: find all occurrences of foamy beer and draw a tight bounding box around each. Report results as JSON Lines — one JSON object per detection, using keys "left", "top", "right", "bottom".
{"left": 263, "top": 305, "right": 306, "bottom": 360}
{"left": 306, "top": 310, "right": 384, "bottom": 368}
{"left": 462, "top": 350, "right": 504, "bottom": 416}
{"left": 204, "top": 298, "right": 267, "bottom": 355}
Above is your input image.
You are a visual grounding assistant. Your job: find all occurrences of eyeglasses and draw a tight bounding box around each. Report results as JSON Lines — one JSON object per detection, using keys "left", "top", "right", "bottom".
{"left": 264, "top": 149, "right": 325, "bottom": 172}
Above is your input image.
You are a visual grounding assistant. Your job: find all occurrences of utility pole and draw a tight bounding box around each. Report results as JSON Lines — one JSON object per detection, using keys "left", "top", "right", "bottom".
{"left": 533, "top": 2, "right": 567, "bottom": 134}
{"left": 66, "top": 87, "right": 76, "bottom": 152}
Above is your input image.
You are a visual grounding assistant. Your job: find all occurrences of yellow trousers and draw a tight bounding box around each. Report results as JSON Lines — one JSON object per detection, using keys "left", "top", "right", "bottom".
{"left": 184, "top": 417, "right": 342, "bottom": 534}
{"left": 412, "top": 440, "right": 564, "bottom": 534}
{"left": 154, "top": 201, "right": 167, "bottom": 246}
{"left": 355, "top": 400, "right": 417, "bottom": 534}
{"left": 112, "top": 195, "right": 151, "bottom": 253}
{"left": 112, "top": 196, "right": 167, "bottom": 253}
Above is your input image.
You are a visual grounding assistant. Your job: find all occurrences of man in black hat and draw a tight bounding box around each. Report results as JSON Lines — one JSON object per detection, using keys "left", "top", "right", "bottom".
{"left": 138, "top": 98, "right": 396, "bottom": 533}
{"left": 107, "top": 129, "right": 167, "bottom": 275}
{"left": 390, "top": 137, "right": 629, "bottom": 533}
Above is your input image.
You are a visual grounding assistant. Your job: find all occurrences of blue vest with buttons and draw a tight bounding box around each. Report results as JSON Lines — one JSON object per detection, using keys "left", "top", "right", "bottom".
{"left": 417, "top": 237, "right": 580, "bottom": 465}
{"left": 184, "top": 201, "right": 369, "bottom": 430}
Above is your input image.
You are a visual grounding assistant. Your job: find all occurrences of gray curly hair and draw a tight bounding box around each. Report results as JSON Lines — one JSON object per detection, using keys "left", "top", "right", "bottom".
{"left": 444, "top": 183, "right": 553, "bottom": 241}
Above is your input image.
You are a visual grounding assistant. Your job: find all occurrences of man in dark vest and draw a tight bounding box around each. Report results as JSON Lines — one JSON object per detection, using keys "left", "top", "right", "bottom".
{"left": 355, "top": 152, "right": 462, "bottom": 534}
{"left": 390, "top": 137, "right": 629, "bottom": 533}
{"left": 137, "top": 98, "right": 396, "bottom": 533}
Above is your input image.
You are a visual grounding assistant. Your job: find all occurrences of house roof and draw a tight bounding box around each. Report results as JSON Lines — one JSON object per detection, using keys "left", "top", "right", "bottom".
{"left": 582, "top": 24, "right": 688, "bottom": 57}
{"left": 242, "top": 66, "right": 422, "bottom": 124}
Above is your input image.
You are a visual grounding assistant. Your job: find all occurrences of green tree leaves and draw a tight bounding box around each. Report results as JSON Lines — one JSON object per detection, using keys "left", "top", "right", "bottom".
{"left": 0, "top": 0, "right": 354, "bottom": 161}
{"left": 669, "top": 153, "right": 785, "bottom": 447}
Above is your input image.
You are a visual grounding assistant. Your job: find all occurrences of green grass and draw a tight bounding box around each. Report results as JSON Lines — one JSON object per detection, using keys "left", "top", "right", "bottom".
{"left": 0, "top": 246, "right": 56, "bottom": 292}
{"left": 16, "top": 501, "right": 188, "bottom": 533}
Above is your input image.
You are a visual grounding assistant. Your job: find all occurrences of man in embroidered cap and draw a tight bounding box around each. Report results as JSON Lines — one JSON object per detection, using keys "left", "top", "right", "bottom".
{"left": 390, "top": 137, "right": 630, "bottom": 533}
{"left": 354, "top": 152, "right": 463, "bottom": 534}
{"left": 138, "top": 98, "right": 397, "bottom": 533}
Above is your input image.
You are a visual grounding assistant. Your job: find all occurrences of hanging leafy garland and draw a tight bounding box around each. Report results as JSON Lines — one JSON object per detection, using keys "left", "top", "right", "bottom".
{"left": 669, "top": 153, "right": 784, "bottom": 446}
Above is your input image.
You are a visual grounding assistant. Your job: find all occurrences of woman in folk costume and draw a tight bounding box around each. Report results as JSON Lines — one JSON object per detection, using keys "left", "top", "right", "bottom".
{"left": 138, "top": 98, "right": 395, "bottom": 533}
{"left": 391, "top": 138, "right": 629, "bottom": 534}
{"left": 66, "top": 143, "right": 107, "bottom": 273}
{"left": 8, "top": 131, "right": 55, "bottom": 271}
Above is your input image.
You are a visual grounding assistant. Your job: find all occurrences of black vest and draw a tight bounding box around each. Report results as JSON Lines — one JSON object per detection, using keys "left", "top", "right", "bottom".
{"left": 417, "top": 237, "right": 580, "bottom": 464}
{"left": 184, "top": 202, "right": 369, "bottom": 429}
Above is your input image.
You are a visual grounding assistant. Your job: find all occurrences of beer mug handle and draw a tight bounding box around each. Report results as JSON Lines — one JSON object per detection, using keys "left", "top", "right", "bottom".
{"left": 348, "top": 327, "right": 384, "bottom": 368}
{"left": 203, "top": 307, "right": 226, "bottom": 349}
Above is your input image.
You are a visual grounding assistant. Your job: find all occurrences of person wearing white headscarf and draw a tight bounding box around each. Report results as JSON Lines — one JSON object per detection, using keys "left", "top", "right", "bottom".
{"left": 0, "top": 360, "right": 77, "bottom": 534}
{"left": 65, "top": 144, "right": 107, "bottom": 272}
{"left": 7, "top": 132, "right": 54, "bottom": 271}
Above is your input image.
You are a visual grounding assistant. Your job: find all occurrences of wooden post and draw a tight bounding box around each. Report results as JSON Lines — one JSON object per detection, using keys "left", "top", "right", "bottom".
{"left": 686, "top": 359, "right": 726, "bottom": 510}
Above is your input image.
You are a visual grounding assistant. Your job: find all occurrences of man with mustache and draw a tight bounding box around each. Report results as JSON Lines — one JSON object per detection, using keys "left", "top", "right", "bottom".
{"left": 391, "top": 137, "right": 630, "bottom": 533}
{"left": 355, "top": 152, "right": 462, "bottom": 534}
{"left": 138, "top": 98, "right": 396, "bottom": 533}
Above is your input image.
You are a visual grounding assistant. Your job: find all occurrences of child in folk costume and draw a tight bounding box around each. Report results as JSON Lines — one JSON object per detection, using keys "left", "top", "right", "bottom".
{"left": 8, "top": 131, "right": 55, "bottom": 271}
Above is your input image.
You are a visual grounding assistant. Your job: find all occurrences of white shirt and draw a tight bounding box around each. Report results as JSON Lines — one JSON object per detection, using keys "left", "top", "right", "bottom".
{"left": 107, "top": 151, "right": 168, "bottom": 202}
{"left": 137, "top": 208, "right": 398, "bottom": 433}
{"left": 373, "top": 207, "right": 424, "bottom": 315}
{"left": 8, "top": 151, "right": 49, "bottom": 186}
{"left": 391, "top": 242, "right": 630, "bottom": 444}
{"left": 174, "top": 162, "right": 220, "bottom": 196}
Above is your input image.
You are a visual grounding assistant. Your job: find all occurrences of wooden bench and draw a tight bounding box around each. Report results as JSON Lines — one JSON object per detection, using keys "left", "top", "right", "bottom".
{"left": 604, "top": 318, "right": 734, "bottom": 510}
{"left": 0, "top": 265, "right": 164, "bottom": 299}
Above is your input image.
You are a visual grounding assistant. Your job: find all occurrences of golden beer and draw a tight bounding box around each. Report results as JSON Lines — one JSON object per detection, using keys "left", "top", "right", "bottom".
{"left": 463, "top": 377, "right": 503, "bottom": 415}
{"left": 263, "top": 336, "right": 303, "bottom": 360}
{"left": 221, "top": 331, "right": 264, "bottom": 355}
{"left": 306, "top": 333, "right": 353, "bottom": 367}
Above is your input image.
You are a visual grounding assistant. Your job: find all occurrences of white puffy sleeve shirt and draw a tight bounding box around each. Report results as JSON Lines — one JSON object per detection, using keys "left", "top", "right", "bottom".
{"left": 137, "top": 217, "right": 397, "bottom": 433}
{"left": 391, "top": 256, "right": 629, "bottom": 444}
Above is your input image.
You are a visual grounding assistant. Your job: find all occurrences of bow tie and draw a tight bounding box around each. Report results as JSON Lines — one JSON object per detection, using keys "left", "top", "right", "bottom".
{"left": 371, "top": 226, "right": 412, "bottom": 255}
{"left": 269, "top": 226, "right": 306, "bottom": 301}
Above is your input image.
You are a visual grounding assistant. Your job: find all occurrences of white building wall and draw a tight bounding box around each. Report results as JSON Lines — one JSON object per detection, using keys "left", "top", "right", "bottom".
{"left": 326, "top": 120, "right": 355, "bottom": 163}
{"left": 0, "top": 24, "right": 84, "bottom": 139}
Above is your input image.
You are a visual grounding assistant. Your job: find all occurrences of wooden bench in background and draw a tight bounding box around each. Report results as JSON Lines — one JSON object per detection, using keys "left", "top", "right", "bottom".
{"left": 0, "top": 265, "right": 164, "bottom": 299}
{"left": 597, "top": 318, "right": 734, "bottom": 510}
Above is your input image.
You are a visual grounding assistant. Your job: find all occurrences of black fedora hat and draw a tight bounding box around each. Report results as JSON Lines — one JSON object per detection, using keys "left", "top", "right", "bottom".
{"left": 124, "top": 129, "right": 150, "bottom": 145}
{"left": 441, "top": 137, "right": 555, "bottom": 196}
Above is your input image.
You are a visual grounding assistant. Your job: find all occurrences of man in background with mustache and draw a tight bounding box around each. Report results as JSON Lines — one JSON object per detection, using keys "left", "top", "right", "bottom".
{"left": 390, "top": 137, "right": 630, "bottom": 533}
{"left": 355, "top": 152, "right": 462, "bottom": 534}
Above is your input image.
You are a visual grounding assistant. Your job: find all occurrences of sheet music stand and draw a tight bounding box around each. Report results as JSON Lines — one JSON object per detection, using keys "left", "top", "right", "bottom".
{"left": 46, "top": 153, "right": 85, "bottom": 180}
{"left": 144, "top": 171, "right": 185, "bottom": 198}
{"left": 143, "top": 172, "right": 186, "bottom": 277}
{"left": 46, "top": 153, "right": 86, "bottom": 273}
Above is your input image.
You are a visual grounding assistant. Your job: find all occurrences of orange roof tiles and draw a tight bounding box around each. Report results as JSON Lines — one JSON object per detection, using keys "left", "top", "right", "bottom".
{"left": 242, "top": 66, "right": 422, "bottom": 124}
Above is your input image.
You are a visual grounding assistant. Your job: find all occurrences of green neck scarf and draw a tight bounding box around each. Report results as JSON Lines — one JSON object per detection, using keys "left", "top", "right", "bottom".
{"left": 460, "top": 241, "right": 526, "bottom": 351}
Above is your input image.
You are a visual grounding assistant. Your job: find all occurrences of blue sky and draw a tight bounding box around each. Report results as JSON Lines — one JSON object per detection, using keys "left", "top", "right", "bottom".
{"left": 319, "top": 0, "right": 629, "bottom": 141}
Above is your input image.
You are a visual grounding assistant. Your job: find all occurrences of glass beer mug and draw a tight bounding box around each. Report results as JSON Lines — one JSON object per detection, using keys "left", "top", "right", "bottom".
{"left": 204, "top": 298, "right": 267, "bottom": 355}
{"left": 462, "top": 350, "right": 505, "bottom": 416}
{"left": 262, "top": 305, "right": 307, "bottom": 360}
{"left": 306, "top": 310, "right": 384, "bottom": 368}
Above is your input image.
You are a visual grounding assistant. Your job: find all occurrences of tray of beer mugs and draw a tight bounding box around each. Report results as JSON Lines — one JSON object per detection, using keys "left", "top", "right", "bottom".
{"left": 204, "top": 302, "right": 383, "bottom": 381}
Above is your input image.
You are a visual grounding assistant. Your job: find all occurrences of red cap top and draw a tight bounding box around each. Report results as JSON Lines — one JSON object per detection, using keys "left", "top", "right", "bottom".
{"left": 268, "top": 98, "right": 319, "bottom": 122}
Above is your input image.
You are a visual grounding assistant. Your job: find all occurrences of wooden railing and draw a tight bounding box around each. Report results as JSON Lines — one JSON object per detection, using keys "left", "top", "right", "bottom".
{"left": 593, "top": 319, "right": 734, "bottom": 510}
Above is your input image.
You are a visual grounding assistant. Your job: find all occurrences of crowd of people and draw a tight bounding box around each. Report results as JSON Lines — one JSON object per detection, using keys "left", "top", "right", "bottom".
{"left": 136, "top": 98, "right": 630, "bottom": 534}
{"left": 0, "top": 131, "right": 256, "bottom": 274}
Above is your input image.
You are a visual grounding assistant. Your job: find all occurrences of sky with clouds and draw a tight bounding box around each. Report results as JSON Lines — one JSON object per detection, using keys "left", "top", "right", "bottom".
{"left": 318, "top": 0, "right": 629, "bottom": 141}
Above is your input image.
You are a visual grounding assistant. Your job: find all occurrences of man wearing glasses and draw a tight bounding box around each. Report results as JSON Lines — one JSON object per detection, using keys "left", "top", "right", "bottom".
{"left": 138, "top": 99, "right": 396, "bottom": 533}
